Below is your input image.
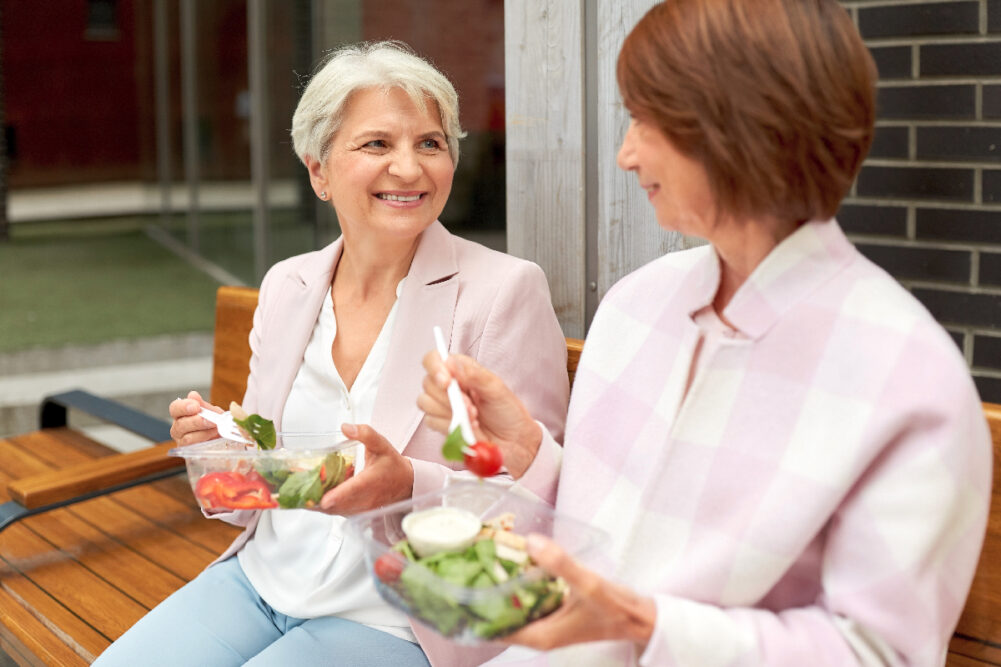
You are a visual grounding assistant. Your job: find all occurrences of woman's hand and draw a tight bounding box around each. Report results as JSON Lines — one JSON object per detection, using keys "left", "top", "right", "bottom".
{"left": 501, "top": 535, "right": 657, "bottom": 650}
{"left": 318, "top": 423, "right": 414, "bottom": 515}
{"left": 418, "top": 351, "right": 542, "bottom": 478}
{"left": 168, "top": 390, "right": 221, "bottom": 446}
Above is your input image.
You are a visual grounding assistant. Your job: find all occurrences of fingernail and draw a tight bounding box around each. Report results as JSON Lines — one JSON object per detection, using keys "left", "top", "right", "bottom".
{"left": 435, "top": 370, "right": 450, "bottom": 385}
{"left": 342, "top": 423, "right": 358, "bottom": 438}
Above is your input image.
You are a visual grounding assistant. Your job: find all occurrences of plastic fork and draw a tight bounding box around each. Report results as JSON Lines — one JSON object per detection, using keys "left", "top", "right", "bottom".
{"left": 195, "top": 406, "right": 254, "bottom": 445}
{"left": 432, "top": 326, "right": 476, "bottom": 445}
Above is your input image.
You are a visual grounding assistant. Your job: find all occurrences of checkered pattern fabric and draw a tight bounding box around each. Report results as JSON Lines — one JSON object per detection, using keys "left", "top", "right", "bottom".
{"left": 516, "top": 219, "right": 991, "bottom": 666}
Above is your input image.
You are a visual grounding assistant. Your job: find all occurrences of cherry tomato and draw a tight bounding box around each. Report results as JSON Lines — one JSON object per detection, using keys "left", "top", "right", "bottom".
{"left": 374, "top": 552, "right": 406, "bottom": 583}
{"left": 464, "top": 440, "right": 503, "bottom": 477}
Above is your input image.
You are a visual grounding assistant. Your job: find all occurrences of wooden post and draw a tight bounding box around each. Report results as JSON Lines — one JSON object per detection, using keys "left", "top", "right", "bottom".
{"left": 505, "top": 0, "right": 687, "bottom": 338}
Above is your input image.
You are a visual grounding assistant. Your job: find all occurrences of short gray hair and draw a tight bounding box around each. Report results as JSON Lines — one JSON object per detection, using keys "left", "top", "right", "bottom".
{"left": 290, "top": 41, "right": 465, "bottom": 167}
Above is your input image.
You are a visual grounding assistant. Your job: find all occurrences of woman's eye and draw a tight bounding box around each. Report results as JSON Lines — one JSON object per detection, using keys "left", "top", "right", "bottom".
{"left": 419, "top": 138, "right": 442, "bottom": 150}
{"left": 363, "top": 139, "right": 387, "bottom": 149}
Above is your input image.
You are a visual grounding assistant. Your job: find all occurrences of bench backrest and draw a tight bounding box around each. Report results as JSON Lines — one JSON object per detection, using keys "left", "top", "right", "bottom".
{"left": 207, "top": 286, "right": 1000, "bottom": 663}
{"left": 950, "top": 403, "right": 1001, "bottom": 663}
{"left": 210, "top": 286, "right": 259, "bottom": 408}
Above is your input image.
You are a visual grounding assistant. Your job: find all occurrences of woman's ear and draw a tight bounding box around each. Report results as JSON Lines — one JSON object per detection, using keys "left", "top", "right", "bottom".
{"left": 304, "top": 156, "right": 328, "bottom": 197}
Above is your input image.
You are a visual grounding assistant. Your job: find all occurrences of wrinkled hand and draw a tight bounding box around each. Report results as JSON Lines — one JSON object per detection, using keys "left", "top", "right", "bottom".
{"left": 501, "top": 535, "right": 657, "bottom": 650}
{"left": 418, "top": 351, "right": 542, "bottom": 478}
{"left": 169, "top": 390, "right": 221, "bottom": 446}
{"left": 318, "top": 423, "right": 414, "bottom": 515}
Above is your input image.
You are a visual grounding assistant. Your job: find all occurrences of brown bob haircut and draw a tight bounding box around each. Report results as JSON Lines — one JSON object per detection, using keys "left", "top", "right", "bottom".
{"left": 617, "top": 0, "right": 877, "bottom": 224}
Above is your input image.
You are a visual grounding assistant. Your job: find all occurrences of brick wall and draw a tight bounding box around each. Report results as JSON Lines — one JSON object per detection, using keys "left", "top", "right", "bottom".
{"left": 838, "top": 0, "right": 1001, "bottom": 402}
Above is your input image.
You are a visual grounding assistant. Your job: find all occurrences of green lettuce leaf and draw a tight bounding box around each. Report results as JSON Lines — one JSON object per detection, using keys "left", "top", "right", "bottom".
{"left": 232, "top": 413, "right": 277, "bottom": 450}
{"left": 277, "top": 468, "right": 322, "bottom": 508}
{"left": 441, "top": 426, "right": 467, "bottom": 462}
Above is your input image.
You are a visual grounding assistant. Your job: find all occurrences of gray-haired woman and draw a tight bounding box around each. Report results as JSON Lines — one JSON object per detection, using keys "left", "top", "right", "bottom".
{"left": 95, "top": 41, "right": 569, "bottom": 667}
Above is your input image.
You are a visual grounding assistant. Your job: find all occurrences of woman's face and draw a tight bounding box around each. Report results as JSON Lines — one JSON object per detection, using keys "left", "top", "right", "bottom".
{"left": 309, "top": 86, "right": 454, "bottom": 244}
{"left": 617, "top": 117, "right": 716, "bottom": 239}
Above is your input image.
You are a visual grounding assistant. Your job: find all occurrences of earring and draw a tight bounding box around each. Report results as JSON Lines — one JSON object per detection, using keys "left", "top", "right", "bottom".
{"left": 319, "top": 191, "right": 327, "bottom": 200}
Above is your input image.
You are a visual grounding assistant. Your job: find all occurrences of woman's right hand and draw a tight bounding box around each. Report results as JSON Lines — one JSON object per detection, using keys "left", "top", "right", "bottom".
{"left": 168, "top": 390, "right": 221, "bottom": 446}
{"left": 418, "top": 352, "right": 542, "bottom": 478}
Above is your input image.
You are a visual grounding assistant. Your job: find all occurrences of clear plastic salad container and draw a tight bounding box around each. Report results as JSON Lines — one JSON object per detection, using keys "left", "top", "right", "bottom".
{"left": 169, "top": 433, "right": 363, "bottom": 511}
{"left": 346, "top": 480, "right": 605, "bottom": 643}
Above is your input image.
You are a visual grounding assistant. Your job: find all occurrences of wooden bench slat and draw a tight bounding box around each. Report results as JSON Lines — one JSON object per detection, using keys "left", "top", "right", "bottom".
{"left": 950, "top": 634, "right": 1001, "bottom": 665}
{"left": 1, "top": 486, "right": 239, "bottom": 663}
{"left": 8, "top": 442, "right": 181, "bottom": 509}
{"left": 22, "top": 505, "right": 192, "bottom": 608}
{"left": 0, "top": 425, "right": 239, "bottom": 665}
{"left": 6, "top": 428, "right": 117, "bottom": 469}
{"left": 111, "top": 482, "right": 242, "bottom": 557}
{"left": 0, "top": 584, "right": 91, "bottom": 667}
{"left": 948, "top": 654, "right": 1001, "bottom": 667}
{"left": 210, "top": 285, "right": 258, "bottom": 408}
{"left": 951, "top": 404, "right": 1001, "bottom": 662}
{"left": 66, "top": 492, "right": 235, "bottom": 580}
{"left": 1, "top": 521, "right": 144, "bottom": 648}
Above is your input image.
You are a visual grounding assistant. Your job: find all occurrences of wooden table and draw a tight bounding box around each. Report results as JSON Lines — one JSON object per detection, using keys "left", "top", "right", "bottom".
{"left": 0, "top": 429, "right": 240, "bottom": 665}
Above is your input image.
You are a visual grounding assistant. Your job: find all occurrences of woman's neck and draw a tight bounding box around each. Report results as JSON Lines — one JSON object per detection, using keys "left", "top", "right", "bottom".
{"left": 711, "top": 216, "right": 797, "bottom": 316}
{"left": 334, "top": 232, "right": 420, "bottom": 298}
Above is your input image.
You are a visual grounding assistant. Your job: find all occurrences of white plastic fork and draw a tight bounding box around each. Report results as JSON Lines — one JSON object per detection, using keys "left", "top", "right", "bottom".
{"left": 195, "top": 406, "right": 254, "bottom": 445}
{"left": 432, "top": 326, "right": 476, "bottom": 445}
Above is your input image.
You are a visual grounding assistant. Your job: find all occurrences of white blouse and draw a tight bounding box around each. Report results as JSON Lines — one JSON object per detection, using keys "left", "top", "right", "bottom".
{"left": 238, "top": 280, "right": 416, "bottom": 642}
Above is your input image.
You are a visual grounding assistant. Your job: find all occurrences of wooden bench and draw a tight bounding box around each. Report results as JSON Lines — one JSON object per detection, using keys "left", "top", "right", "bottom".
{"left": 0, "top": 286, "right": 996, "bottom": 665}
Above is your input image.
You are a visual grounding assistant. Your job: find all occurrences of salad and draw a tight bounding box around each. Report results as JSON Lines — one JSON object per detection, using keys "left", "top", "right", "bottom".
{"left": 184, "top": 406, "right": 357, "bottom": 511}
{"left": 194, "top": 448, "right": 356, "bottom": 510}
{"left": 372, "top": 511, "right": 565, "bottom": 640}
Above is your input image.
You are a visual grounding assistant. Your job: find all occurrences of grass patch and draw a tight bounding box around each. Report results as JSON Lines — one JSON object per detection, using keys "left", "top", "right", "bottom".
{"left": 0, "top": 217, "right": 222, "bottom": 352}
{"left": 0, "top": 211, "right": 320, "bottom": 354}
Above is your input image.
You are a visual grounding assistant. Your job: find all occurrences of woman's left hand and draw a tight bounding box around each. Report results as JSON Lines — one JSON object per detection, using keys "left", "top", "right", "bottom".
{"left": 318, "top": 423, "right": 413, "bottom": 515}
{"left": 501, "top": 535, "right": 657, "bottom": 650}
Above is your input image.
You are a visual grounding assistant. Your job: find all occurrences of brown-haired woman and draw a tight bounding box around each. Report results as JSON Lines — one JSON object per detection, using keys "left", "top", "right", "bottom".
{"left": 419, "top": 1, "right": 992, "bottom": 664}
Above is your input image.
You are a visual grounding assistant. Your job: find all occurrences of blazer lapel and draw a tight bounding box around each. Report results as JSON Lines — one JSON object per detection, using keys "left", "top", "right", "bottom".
{"left": 369, "top": 221, "right": 459, "bottom": 451}
{"left": 266, "top": 238, "right": 342, "bottom": 432}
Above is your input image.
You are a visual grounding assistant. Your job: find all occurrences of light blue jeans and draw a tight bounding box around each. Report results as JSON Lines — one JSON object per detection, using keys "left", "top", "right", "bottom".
{"left": 93, "top": 557, "right": 430, "bottom": 667}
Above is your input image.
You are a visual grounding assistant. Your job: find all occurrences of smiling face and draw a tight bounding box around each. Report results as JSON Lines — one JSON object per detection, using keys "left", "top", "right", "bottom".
{"left": 307, "top": 86, "right": 454, "bottom": 245}
{"left": 616, "top": 117, "right": 717, "bottom": 240}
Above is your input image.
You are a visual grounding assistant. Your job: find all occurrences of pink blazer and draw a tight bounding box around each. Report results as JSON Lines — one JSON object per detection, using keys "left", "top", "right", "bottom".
{"left": 210, "top": 220, "right": 568, "bottom": 667}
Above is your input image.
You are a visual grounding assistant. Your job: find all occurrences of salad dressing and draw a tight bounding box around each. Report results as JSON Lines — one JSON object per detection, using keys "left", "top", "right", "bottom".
{"left": 402, "top": 506, "right": 482, "bottom": 557}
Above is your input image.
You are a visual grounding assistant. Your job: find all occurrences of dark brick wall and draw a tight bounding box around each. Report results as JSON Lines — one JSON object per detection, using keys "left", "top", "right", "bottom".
{"left": 839, "top": 0, "right": 1001, "bottom": 403}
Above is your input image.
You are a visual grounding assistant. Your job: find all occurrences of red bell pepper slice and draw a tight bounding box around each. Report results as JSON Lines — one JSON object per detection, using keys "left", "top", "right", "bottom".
{"left": 195, "top": 470, "right": 277, "bottom": 510}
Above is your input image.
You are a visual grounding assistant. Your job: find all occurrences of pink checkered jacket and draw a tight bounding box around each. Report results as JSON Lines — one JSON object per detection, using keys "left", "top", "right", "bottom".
{"left": 502, "top": 218, "right": 992, "bottom": 666}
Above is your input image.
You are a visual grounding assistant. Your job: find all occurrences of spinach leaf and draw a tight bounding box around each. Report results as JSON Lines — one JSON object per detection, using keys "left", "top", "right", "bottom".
{"left": 253, "top": 459, "right": 291, "bottom": 487}
{"left": 441, "top": 426, "right": 467, "bottom": 462}
{"left": 277, "top": 468, "right": 322, "bottom": 508}
{"left": 233, "top": 413, "right": 277, "bottom": 450}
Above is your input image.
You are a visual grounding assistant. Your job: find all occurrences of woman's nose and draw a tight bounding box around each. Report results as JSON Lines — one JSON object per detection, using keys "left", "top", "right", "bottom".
{"left": 617, "top": 122, "right": 638, "bottom": 171}
{"left": 388, "top": 148, "right": 422, "bottom": 181}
